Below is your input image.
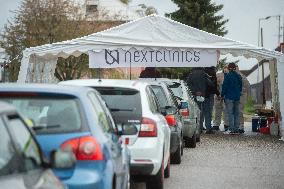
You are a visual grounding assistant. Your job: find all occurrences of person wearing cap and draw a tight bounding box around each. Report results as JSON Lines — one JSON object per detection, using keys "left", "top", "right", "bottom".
{"left": 236, "top": 65, "right": 250, "bottom": 133}
{"left": 213, "top": 65, "right": 229, "bottom": 131}
{"left": 221, "top": 63, "right": 242, "bottom": 134}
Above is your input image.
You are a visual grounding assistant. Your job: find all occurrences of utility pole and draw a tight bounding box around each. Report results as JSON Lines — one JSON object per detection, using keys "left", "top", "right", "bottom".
{"left": 278, "top": 15, "right": 281, "bottom": 45}
{"left": 260, "top": 28, "right": 266, "bottom": 105}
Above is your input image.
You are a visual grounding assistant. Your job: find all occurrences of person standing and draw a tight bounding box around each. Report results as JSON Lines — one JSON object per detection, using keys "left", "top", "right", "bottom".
{"left": 186, "top": 67, "right": 213, "bottom": 134}
{"left": 213, "top": 65, "right": 229, "bottom": 131}
{"left": 221, "top": 63, "right": 242, "bottom": 134}
{"left": 236, "top": 65, "right": 250, "bottom": 133}
{"left": 203, "top": 66, "right": 219, "bottom": 134}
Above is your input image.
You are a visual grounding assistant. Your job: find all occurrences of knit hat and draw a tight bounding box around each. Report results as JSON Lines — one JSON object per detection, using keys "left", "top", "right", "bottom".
{"left": 228, "top": 63, "right": 236, "bottom": 70}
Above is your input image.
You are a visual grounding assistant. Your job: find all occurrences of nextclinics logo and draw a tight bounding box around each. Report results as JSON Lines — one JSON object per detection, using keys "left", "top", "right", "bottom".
{"left": 105, "top": 50, "right": 119, "bottom": 65}
{"left": 104, "top": 49, "right": 201, "bottom": 64}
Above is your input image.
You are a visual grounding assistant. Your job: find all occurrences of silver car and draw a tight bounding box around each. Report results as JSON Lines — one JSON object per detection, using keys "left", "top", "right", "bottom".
{"left": 165, "top": 79, "right": 201, "bottom": 147}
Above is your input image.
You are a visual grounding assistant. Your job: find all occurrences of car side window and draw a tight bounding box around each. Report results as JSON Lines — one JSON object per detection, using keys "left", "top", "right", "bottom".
{"left": 93, "top": 91, "right": 116, "bottom": 131}
{"left": 150, "top": 85, "right": 170, "bottom": 108}
{"left": 167, "top": 87, "right": 180, "bottom": 108}
{"left": 0, "top": 117, "right": 15, "bottom": 176}
{"left": 88, "top": 92, "right": 113, "bottom": 133}
{"left": 146, "top": 86, "right": 160, "bottom": 113}
{"left": 7, "top": 115, "right": 42, "bottom": 170}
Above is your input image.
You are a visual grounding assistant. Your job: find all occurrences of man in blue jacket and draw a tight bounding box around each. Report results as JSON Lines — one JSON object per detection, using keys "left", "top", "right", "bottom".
{"left": 221, "top": 63, "right": 242, "bottom": 134}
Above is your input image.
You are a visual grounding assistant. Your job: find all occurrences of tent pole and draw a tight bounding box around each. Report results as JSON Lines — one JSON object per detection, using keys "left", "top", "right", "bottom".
{"left": 155, "top": 66, "right": 157, "bottom": 81}
{"left": 98, "top": 67, "right": 101, "bottom": 81}
{"left": 262, "top": 61, "right": 266, "bottom": 105}
{"left": 129, "top": 61, "right": 132, "bottom": 80}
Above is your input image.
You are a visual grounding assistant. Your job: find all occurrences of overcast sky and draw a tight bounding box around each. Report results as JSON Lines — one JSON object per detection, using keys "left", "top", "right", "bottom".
{"left": 1, "top": 0, "right": 284, "bottom": 69}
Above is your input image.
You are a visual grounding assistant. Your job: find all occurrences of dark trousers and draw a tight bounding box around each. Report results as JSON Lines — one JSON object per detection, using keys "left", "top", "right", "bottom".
{"left": 200, "top": 95, "right": 214, "bottom": 131}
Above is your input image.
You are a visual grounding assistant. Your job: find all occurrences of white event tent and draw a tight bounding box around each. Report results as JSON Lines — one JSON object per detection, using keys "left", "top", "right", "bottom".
{"left": 17, "top": 15, "right": 284, "bottom": 137}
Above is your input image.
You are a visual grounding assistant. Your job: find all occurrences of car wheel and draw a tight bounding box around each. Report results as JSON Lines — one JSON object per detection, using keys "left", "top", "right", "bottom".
{"left": 126, "top": 170, "right": 131, "bottom": 189}
{"left": 171, "top": 139, "right": 182, "bottom": 164}
{"left": 181, "top": 136, "right": 184, "bottom": 156}
{"left": 186, "top": 133, "right": 196, "bottom": 148}
{"left": 146, "top": 159, "right": 164, "bottom": 189}
{"left": 196, "top": 133, "right": 201, "bottom": 142}
{"left": 184, "top": 138, "right": 190, "bottom": 148}
{"left": 164, "top": 157, "right": 170, "bottom": 178}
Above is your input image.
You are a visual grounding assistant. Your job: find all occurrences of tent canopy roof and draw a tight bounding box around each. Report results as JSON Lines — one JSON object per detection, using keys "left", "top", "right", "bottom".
{"left": 23, "top": 14, "right": 282, "bottom": 59}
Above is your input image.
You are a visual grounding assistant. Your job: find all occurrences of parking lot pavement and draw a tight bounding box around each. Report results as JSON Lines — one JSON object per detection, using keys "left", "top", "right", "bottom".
{"left": 132, "top": 123, "right": 284, "bottom": 189}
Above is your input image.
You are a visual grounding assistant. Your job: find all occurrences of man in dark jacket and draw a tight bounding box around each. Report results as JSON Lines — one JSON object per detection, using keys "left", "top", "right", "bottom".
{"left": 186, "top": 67, "right": 214, "bottom": 134}
{"left": 203, "top": 66, "right": 220, "bottom": 133}
{"left": 221, "top": 63, "right": 242, "bottom": 134}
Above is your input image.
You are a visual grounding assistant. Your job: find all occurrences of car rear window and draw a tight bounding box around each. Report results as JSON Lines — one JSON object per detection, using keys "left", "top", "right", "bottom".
{"left": 0, "top": 93, "right": 82, "bottom": 134}
{"left": 94, "top": 87, "right": 142, "bottom": 124}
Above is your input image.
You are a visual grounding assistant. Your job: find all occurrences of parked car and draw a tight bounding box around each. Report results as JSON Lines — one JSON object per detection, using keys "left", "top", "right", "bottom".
{"left": 0, "top": 101, "right": 74, "bottom": 189}
{"left": 0, "top": 84, "right": 130, "bottom": 189}
{"left": 148, "top": 81, "right": 184, "bottom": 164}
{"left": 60, "top": 79, "right": 171, "bottom": 189}
{"left": 165, "top": 80, "right": 201, "bottom": 146}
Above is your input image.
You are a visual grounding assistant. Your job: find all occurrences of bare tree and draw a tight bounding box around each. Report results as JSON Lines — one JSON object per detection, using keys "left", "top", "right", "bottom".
{"left": 1, "top": 0, "right": 123, "bottom": 81}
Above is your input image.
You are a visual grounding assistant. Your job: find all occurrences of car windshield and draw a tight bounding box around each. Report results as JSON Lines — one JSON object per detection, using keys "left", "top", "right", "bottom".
{"left": 94, "top": 87, "right": 142, "bottom": 124}
{"left": 0, "top": 93, "right": 82, "bottom": 134}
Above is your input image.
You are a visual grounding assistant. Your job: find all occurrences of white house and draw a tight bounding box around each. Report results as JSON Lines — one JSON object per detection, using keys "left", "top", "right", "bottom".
{"left": 76, "top": 0, "right": 143, "bottom": 21}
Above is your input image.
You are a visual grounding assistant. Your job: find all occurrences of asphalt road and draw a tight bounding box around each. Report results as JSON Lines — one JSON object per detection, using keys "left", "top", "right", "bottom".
{"left": 132, "top": 125, "right": 284, "bottom": 189}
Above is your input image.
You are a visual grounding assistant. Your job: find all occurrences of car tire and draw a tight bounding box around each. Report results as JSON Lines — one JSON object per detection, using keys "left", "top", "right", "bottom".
{"left": 196, "top": 133, "right": 201, "bottom": 142}
{"left": 186, "top": 133, "right": 196, "bottom": 148}
{"left": 171, "top": 139, "right": 182, "bottom": 164}
{"left": 164, "top": 157, "right": 170, "bottom": 178}
{"left": 146, "top": 159, "right": 164, "bottom": 189}
{"left": 126, "top": 170, "right": 131, "bottom": 189}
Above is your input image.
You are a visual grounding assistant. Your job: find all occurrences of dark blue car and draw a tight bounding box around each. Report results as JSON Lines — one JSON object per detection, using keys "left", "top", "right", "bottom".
{"left": 0, "top": 84, "right": 130, "bottom": 189}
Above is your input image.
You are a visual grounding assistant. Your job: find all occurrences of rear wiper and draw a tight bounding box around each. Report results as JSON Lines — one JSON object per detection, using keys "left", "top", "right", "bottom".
{"left": 32, "top": 125, "right": 61, "bottom": 130}
{"left": 110, "top": 108, "right": 134, "bottom": 112}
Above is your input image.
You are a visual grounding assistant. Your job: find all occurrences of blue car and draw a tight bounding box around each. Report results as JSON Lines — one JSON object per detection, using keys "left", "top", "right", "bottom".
{"left": 0, "top": 84, "right": 130, "bottom": 189}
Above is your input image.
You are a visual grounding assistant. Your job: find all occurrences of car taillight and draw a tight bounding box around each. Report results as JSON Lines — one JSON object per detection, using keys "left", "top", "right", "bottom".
{"left": 138, "top": 117, "right": 157, "bottom": 137}
{"left": 165, "top": 115, "right": 177, "bottom": 126}
{"left": 61, "top": 136, "right": 104, "bottom": 161}
{"left": 180, "top": 109, "right": 189, "bottom": 116}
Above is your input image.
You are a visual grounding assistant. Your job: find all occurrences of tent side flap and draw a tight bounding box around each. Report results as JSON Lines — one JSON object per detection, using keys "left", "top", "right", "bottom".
{"left": 18, "top": 53, "right": 58, "bottom": 83}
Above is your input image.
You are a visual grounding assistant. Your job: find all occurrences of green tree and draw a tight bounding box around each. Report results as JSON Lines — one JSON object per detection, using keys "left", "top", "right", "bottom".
{"left": 162, "top": 0, "right": 228, "bottom": 79}
{"left": 166, "top": 0, "right": 228, "bottom": 36}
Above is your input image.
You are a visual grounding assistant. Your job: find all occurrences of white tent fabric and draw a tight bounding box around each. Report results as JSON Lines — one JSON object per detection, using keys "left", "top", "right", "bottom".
{"left": 17, "top": 14, "right": 284, "bottom": 136}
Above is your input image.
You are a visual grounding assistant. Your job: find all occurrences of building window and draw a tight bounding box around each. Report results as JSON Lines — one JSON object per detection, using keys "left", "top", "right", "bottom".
{"left": 86, "top": 5, "right": 98, "bottom": 14}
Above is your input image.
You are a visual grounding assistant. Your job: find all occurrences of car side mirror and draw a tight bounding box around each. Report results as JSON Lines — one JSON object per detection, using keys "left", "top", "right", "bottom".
{"left": 160, "top": 107, "right": 167, "bottom": 116}
{"left": 50, "top": 149, "right": 76, "bottom": 169}
{"left": 161, "top": 106, "right": 178, "bottom": 116}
